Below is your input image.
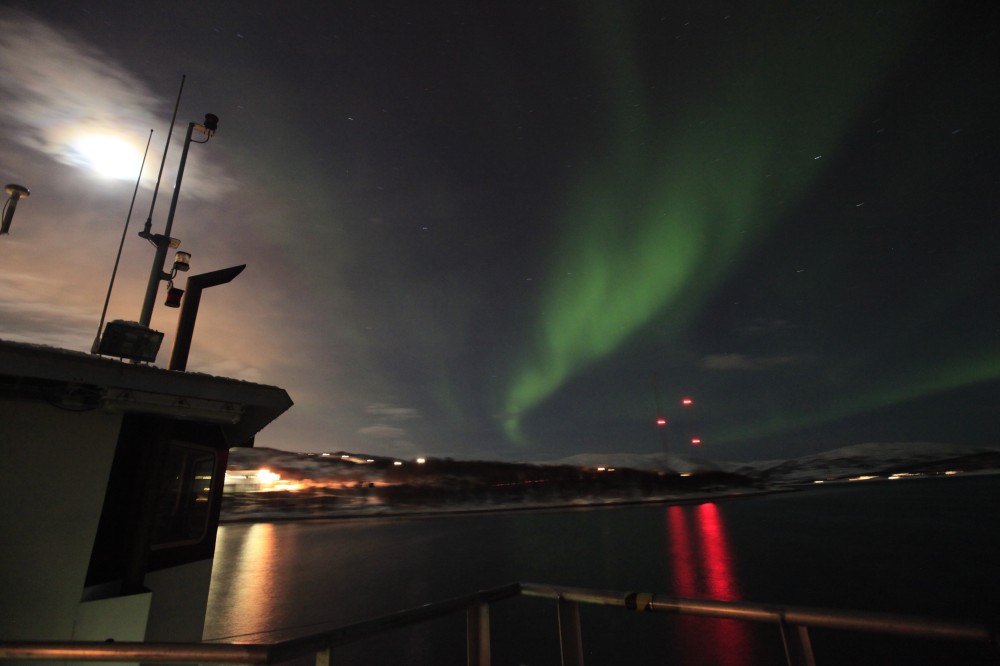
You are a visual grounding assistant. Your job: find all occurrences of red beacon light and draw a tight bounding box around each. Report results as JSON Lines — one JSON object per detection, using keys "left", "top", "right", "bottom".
{"left": 681, "top": 398, "right": 693, "bottom": 406}
{"left": 691, "top": 438, "right": 702, "bottom": 446}
{"left": 164, "top": 286, "right": 184, "bottom": 308}
{"left": 656, "top": 418, "right": 667, "bottom": 426}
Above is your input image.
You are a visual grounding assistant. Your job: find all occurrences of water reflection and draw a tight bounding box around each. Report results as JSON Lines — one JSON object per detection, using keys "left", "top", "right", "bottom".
{"left": 666, "top": 503, "right": 753, "bottom": 666}
{"left": 205, "top": 523, "right": 279, "bottom": 641}
{"left": 667, "top": 505, "right": 698, "bottom": 597}
{"left": 697, "top": 503, "right": 738, "bottom": 601}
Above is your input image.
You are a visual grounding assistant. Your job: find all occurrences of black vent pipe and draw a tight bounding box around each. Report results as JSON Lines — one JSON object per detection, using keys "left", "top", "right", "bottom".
{"left": 169, "top": 264, "right": 245, "bottom": 371}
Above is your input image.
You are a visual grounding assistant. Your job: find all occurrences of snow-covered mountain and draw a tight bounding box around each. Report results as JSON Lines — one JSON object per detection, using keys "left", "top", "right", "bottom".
{"left": 539, "top": 442, "right": 1000, "bottom": 484}
{"left": 229, "top": 441, "right": 1000, "bottom": 492}
{"left": 742, "top": 441, "right": 1000, "bottom": 483}
{"left": 534, "top": 451, "right": 724, "bottom": 474}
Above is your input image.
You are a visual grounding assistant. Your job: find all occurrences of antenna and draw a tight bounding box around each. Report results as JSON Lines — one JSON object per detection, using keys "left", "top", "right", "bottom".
{"left": 91, "top": 130, "right": 154, "bottom": 354}
{"left": 141, "top": 75, "right": 185, "bottom": 239}
{"left": 1, "top": 184, "right": 31, "bottom": 235}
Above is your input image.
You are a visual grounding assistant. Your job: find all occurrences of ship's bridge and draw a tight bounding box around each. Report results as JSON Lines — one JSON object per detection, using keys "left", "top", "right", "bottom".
{"left": 0, "top": 339, "right": 293, "bottom": 646}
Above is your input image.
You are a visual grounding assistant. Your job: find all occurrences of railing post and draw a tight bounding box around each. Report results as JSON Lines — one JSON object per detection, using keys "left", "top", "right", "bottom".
{"left": 557, "top": 597, "right": 585, "bottom": 666}
{"left": 467, "top": 602, "right": 491, "bottom": 666}
{"left": 779, "top": 620, "right": 816, "bottom": 666}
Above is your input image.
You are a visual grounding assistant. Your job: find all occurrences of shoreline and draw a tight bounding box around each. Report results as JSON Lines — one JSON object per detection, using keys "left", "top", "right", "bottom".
{"left": 218, "top": 485, "right": 797, "bottom": 524}
{"left": 217, "top": 469, "right": 1000, "bottom": 525}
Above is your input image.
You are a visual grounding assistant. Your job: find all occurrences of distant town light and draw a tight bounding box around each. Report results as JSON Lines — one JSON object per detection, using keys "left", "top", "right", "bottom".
{"left": 393, "top": 461, "right": 403, "bottom": 466}
{"left": 416, "top": 458, "right": 426, "bottom": 464}
{"left": 256, "top": 469, "right": 280, "bottom": 484}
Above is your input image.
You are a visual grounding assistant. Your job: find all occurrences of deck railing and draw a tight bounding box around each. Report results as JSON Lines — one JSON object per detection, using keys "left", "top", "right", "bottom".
{"left": 1, "top": 582, "right": 996, "bottom": 666}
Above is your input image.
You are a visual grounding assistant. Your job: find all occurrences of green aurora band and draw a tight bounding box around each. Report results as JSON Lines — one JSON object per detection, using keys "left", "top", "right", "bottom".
{"left": 709, "top": 349, "right": 1000, "bottom": 445}
{"left": 501, "top": 4, "right": 938, "bottom": 444}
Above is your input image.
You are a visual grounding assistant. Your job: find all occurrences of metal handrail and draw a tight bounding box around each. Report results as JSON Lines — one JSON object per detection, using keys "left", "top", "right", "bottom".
{"left": 519, "top": 582, "right": 995, "bottom": 641}
{"left": 519, "top": 582, "right": 998, "bottom": 666}
{"left": 0, "top": 584, "right": 522, "bottom": 665}
{"left": 1, "top": 582, "right": 996, "bottom": 665}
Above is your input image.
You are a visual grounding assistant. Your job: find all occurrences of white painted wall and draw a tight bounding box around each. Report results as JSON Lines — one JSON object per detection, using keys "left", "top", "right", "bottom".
{"left": 0, "top": 401, "right": 122, "bottom": 640}
{"left": 144, "top": 559, "right": 215, "bottom": 642}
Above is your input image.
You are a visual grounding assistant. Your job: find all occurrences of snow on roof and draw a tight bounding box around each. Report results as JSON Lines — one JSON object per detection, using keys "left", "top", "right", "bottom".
{"left": 0, "top": 338, "right": 293, "bottom": 446}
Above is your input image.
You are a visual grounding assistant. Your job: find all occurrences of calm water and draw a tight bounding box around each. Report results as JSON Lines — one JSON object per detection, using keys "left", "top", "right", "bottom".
{"left": 204, "top": 475, "right": 1000, "bottom": 664}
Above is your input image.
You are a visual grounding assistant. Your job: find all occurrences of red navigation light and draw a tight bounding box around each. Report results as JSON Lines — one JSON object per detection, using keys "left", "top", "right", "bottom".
{"left": 691, "top": 438, "right": 702, "bottom": 445}
{"left": 656, "top": 418, "right": 667, "bottom": 426}
{"left": 164, "top": 286, "right": 184, "bottom": 308}
{"left": 681, "top": 398, "right": 693, "bottom": 406}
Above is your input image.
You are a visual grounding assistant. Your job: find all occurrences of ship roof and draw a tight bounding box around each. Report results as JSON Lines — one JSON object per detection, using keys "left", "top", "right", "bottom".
{"left": 0, "top": 338, "right": 293, "bottom": 446}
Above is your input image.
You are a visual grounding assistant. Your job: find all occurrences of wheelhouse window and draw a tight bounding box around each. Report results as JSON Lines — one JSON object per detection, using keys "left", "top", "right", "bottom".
{"left": 151, "top": 443, "right": 217, "bottom": 549}
{"left": 87, "top": 416, "right": 231, "bottom": 588}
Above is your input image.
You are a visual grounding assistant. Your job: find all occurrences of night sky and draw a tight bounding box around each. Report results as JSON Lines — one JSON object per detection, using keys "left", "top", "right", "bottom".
{"left": 0, "top": 1, "right": 996, "bottom": 462}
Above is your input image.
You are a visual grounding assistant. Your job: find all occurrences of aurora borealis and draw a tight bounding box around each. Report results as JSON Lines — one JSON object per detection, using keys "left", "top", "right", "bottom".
{"left": 0, "top": 1, "right": 996, "bottom": 461}
{"left": 501, "top": 2, "right": 921, "bottom": 441}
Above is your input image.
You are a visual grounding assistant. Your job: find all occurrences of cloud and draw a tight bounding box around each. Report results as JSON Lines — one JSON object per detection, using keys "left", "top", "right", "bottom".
{"left": 0, "top": 11, "right": 236, "bottom": 200}
{"left": 389, "top": 440, "right": 416, "bottom": 455}
{"left": 358, "top": 424, "right": 408, "bottom": 439}
{"left": 0, "top": 270, "right": 96, "bottom": 349}
{"left": 193, "top": 358, "right": 264, "bottom": 384}
{"left": 0, "top": 13, "right": 157, "bottom": 149}
{"left": 701, "top": 353, "right": 811, "bottom": 371}
{"left": 0, "top": 301, "right": 93, "bottom": 350}
{"left": 364, "top": 403, "right": 421, "bottom": 420}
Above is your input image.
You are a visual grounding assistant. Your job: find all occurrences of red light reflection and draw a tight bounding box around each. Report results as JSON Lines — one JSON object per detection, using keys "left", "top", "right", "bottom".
{"left": 665, "top": 503, "right": 753, "bottom": 665}
{"left": 666, "top": 506, "right": 697, "bottom": 597}
{"left": 697, "top": 503, "right": 737, "bottom": 601}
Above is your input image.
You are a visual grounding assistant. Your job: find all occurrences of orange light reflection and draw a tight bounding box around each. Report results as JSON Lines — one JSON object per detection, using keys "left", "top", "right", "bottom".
{"left": 206, "top": 523, "right": 280, "bottom": 641}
